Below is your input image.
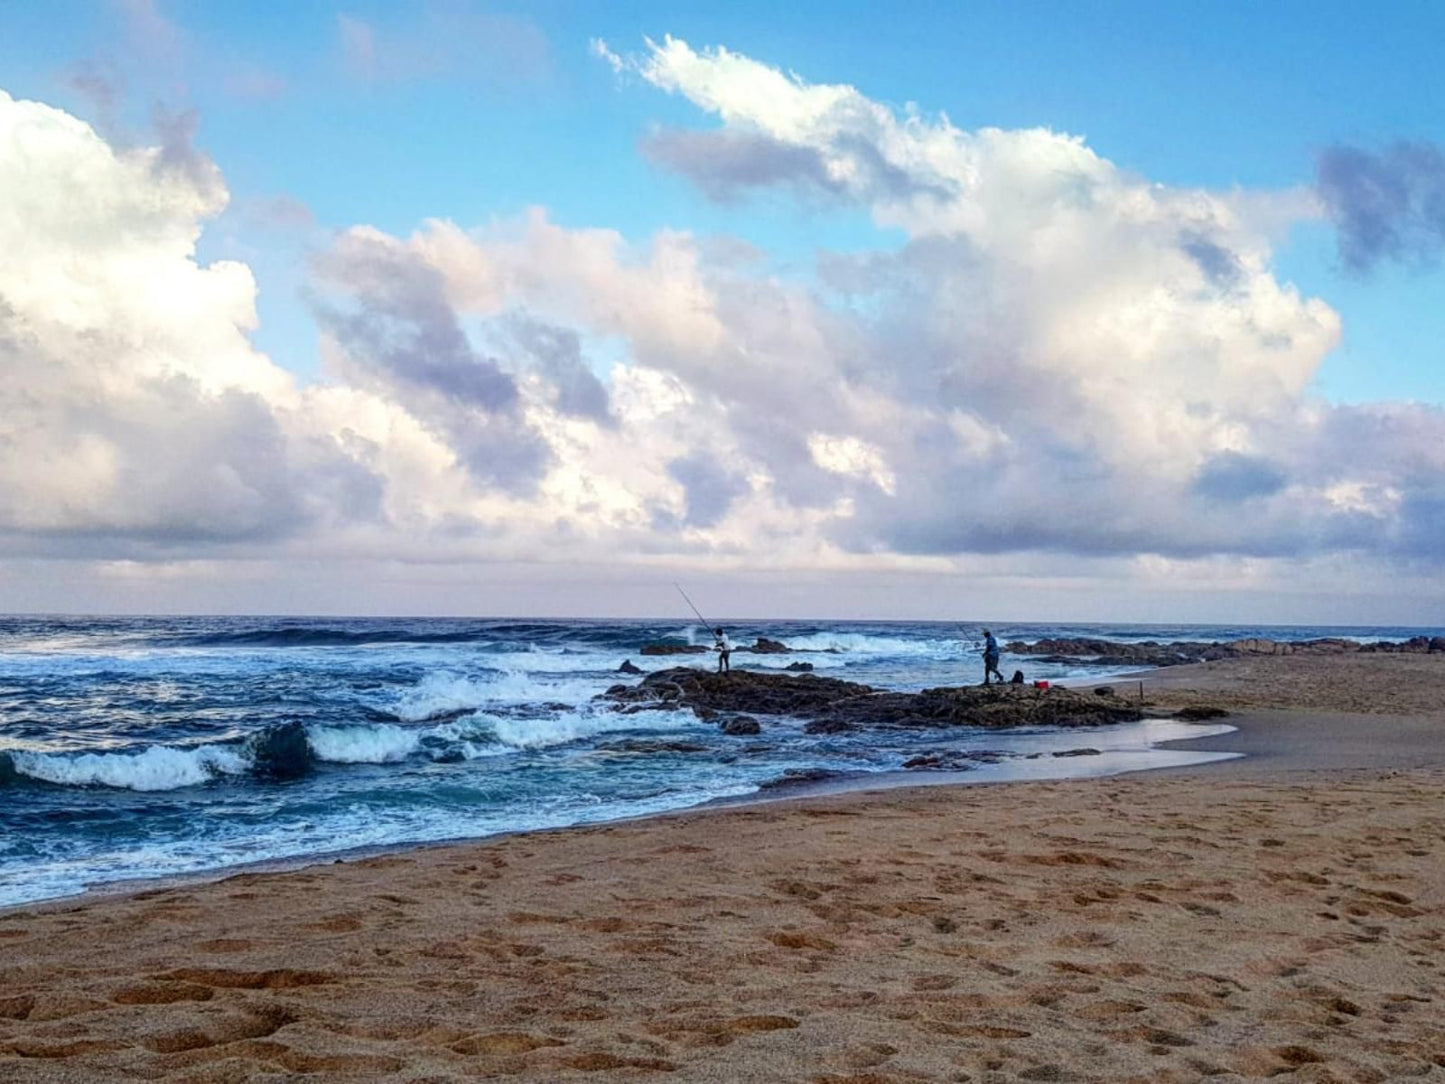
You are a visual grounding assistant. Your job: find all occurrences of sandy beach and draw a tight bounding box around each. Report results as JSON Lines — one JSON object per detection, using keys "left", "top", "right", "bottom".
{"left": 3, "top": 654, "right": 1443, "bottom": 1082}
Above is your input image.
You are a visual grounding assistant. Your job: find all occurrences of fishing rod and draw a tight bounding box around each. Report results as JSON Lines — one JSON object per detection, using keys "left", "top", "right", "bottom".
{"left": 674, "top": 583, "right": 713, "bottom": 631}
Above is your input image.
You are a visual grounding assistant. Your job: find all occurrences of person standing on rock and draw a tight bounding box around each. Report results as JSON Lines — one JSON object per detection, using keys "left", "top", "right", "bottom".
{"left": 981, "top": 629, "right": 1005, "bottom": 686}
{"left": 713, "top": 627, "right": 732, "bottom": 673}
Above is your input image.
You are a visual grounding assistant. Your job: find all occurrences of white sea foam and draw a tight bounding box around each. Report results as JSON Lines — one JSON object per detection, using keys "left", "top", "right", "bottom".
{"left": 778, "top": 631, "right": 958, "bottom": 658}
{"left": 389, "top": 672, "right": 494, "bottom": 722}
{"left": 489, "top": 707, "right": 698, "bottom": 751}
{"left": 305, "top": 723, "right": 421, "bottom": 764}
{"left": 387, "top": 668, "right": 608, "bottom": 720}
{"left": 10, "top": 744, "right": 252, "bottom": 791}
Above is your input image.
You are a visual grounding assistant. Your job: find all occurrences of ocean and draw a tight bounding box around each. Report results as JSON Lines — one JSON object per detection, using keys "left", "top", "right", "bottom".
{"left": 1, "top": 615, "right": 1437, "bottom": 908}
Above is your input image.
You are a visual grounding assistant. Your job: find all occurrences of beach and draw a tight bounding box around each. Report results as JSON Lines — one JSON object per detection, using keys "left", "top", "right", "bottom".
{"left": 3, "top": 653, "right": 1443, "bottom": 1082}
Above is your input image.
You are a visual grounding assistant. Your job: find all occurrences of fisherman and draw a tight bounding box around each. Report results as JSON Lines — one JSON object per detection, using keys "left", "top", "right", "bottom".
{"left": 981, "top": 628, "right": 1005, "bottom": 686}
{"left": 713, "top": 627, "right": 732, "bottom": 673}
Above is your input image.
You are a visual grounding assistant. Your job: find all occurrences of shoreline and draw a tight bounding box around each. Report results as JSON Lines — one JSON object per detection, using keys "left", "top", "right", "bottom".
{"left": 10, "top": 698, "right": 1442, "bottom": 920}
{"left": 3, "top": 653, "right": 1442, "bottom": 1081}
{"left": 9, "top": 648, "right": 1445, "bottom": 918}
{"left": 0, "top": 717, "right": 1242, "bottom": 919}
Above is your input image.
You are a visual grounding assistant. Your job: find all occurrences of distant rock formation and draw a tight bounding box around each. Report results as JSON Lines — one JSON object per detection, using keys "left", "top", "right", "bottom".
{"left": 1005, "top": 635, "right": 1445, "bottom": 668}
{"left": 751, "top": 637, "right": 790, "bottom": 653}
{"left": 638, "top": 636, "right": 799, "bottom": 657}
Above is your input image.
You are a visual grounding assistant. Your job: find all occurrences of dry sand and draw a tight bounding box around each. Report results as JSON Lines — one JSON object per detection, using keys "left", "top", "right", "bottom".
{"left": 2, "top": 654, "right": 1443, "bottom": 1082}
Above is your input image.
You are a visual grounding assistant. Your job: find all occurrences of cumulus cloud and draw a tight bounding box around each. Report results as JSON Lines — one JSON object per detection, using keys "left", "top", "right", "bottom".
{"left": 4, "top": 35, "right": 1445, "bottom": 611}
{"left": 1317, "top": 141, "right": 1445, "bottom": 272}
{"left": 0, "top": 91, "right": 374, "bottom": 552}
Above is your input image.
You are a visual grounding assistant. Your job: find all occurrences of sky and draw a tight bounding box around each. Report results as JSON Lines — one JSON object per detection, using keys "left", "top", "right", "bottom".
{"left": 0, "top": 0, "right": 1442, "bottom": 622}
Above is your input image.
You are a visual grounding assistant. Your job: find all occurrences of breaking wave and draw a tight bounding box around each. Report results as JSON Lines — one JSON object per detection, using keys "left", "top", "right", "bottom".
{"left": 2, "top": 744, "right": 253, "bottom": 792}
{"left": 0, "top": 700, "right": 694, "bottom": 791}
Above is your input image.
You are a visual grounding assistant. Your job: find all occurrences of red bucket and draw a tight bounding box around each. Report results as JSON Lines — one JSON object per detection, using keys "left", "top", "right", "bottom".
{"left": 1032, "top": 680, "right": 1050, "bottom": 689}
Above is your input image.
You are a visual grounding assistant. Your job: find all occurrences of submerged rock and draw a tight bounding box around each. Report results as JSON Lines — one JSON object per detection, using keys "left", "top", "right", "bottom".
{"left": 751, "top": 637, "right": 790, "bottom": 653}
{"left": 1051, "top": 748, "right": 1102, "bottom": 757}
{"left": 720, "top": 716, "right": 762, "bottom": 736}
{"left": 785, "top": 661, "right": 815, "bottom": 672}
{"left": 902, "top": 753, "right": 973, "bottom": 771}
{"left": 804, "top": 718, "right": 858, "bottom": 735}
{"left": 903, "top": 750, "right": 1011, "bottom": 770}
{"left": 596, "top": 739, "right": 709, "bottom": 755}
{"left": 757, "top": 767, "right": 857, "bottom": 790}
{"left": 618, "top": 659, "right": 644, "bottom": 675}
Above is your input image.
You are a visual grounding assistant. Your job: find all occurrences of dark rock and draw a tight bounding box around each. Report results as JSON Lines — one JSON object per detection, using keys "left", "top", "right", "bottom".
{"left": 902, "top": 753, "right": 974, "bottom": 771}
{"left": 640, "top": 643, "right": 709, "bottom": 656}
{"left": 599, "top": 668, "right": 1142, "bottom": 731}
{"left": 751, "top": 637, "right": 790, "bottom": 653}
{"left": 804, "top": 718, "right": 858, "bottom": 734}
{"left": 251, "top": 721, "right": 312, "bottom": 781}
{"left": 413, "top": 706, "right": 477, "bottom": 724}
{"left": 596, "top": 739, "right": 709, "bottom": 755}
{"left": 757, "top": 767, "right": 855, "bottom": 790}
{"left": 1174, "top": 705, "right": 1230, "bottom": 720}
{"left": 963, "top": 750, "right": 1010, "bottom": 764}
{"left": 1094, "top": 686, "right": 1115, "bottom": 697}
{"left": 785, "top": 661, "right": 815, "bottom": 672}
{"left": 618, "top": 659, "right": 643, "bottom": 675}
{"left": 1007, "top": 633, "right": 1445, "bottom": 668}
{"left": 1051, "top": 748, "right": 1101, "bottom": 757}
{"left": 719, "top": 715, "right": 762, "bottom": 736}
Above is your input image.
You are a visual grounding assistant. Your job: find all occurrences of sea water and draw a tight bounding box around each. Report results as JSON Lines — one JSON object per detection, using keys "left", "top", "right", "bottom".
{"left": 1, "top": 616, "right": 1437, "bottom": 907}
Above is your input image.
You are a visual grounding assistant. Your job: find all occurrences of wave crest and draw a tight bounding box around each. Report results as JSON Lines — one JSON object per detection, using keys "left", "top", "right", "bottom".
{"left": 6, "top": 743, "right": 252, "bottom": 792}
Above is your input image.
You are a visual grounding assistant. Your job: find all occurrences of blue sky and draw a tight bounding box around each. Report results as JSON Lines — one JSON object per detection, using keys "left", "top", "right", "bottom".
{"left": 2, "top": 0, "right": 1440, "bottom": 399}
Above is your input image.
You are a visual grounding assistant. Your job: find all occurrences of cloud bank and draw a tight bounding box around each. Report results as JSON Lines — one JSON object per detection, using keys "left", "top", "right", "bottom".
{"left": 2, "top": 36, "right": 1443, "bottom": 613}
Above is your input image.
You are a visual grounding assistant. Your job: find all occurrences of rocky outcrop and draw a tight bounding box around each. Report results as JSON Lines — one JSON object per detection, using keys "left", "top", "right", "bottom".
{"left": 600, "top": 668, "right": 1142, "bottom": 730}
{"left": 751, "top": 638, "right": 790, "bottom": 653}
{"left": 1174, "top": 705, "right": 1230, "bottom": 720}
{"left": 618, "top": 659, "right": 643, "bottom": 675}
{"left": 640, "top": 643, "right": 709, "bottom": 656}
{"left": 720, "top": 716, "right": 762, "bottom": 736}
{"left": 1005, "top": 635, "right": 1445, "bottom": 668}
{"left": 639, "top": 637, "right": 798, "bottom": 657}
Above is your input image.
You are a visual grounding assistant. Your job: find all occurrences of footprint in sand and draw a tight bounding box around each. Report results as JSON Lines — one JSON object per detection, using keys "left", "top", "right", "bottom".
{"left": 193, "top": 938, "right": 254, "bottom": 953}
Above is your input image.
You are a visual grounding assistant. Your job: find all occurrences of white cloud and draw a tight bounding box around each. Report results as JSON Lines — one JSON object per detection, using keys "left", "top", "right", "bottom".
{"left": 3, "top": 34, "right": 1444, "bottom": 617}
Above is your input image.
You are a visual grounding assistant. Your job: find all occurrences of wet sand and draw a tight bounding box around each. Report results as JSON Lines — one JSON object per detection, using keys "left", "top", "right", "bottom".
{"left": 2, "top": 654, "right": 1443, "bottom": 1082}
